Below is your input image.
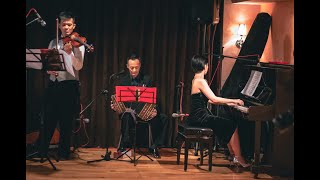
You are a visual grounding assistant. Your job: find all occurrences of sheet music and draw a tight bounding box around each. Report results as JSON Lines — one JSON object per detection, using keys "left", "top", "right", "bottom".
{"left": 241, "top": 70, "right": 262, "bottom": 97}
{"left": 26, "top": 49, "right": 75, "bottom": 77}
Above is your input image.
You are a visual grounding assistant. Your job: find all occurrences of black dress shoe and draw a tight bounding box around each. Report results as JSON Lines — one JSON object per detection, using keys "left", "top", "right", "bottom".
{"left": 149, "top": 147, "right": 160, "bottom": 158}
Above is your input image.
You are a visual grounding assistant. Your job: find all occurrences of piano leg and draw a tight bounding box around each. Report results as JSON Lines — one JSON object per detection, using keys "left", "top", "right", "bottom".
{"left": 252, "top": 120, "right": 274, "bottom": 178}
{"left": 252, "top": 120, "right": 261, "bottom": 178}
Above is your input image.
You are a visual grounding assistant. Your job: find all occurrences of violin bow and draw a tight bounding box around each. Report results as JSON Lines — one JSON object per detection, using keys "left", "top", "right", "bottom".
{"left": 55, "top": 18, "right": 59, "bottom": 50}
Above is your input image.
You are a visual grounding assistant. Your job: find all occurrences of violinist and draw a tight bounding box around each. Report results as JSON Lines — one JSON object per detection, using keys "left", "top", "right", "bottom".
{"left": 41, "top": 11, "right": 85, "bottom": 160}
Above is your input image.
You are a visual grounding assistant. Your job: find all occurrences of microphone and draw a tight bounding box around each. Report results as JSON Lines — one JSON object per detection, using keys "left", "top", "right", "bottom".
{"left": 102, "top": 90, "right": 108, "bottom": 94}
{"left": 172, "top": 113, "right": 189, "bottom": 118}
{"left": 109, "top": 70, "right": 126, "bottom": 84}
{"left": 34, "top": 10, "right": 46, "bottom": 26}
{"left": 112, "top": 70, "right": 125, "bottom": 77}
{"left": 76, "top": 118, "right": 90, "bottom": 123}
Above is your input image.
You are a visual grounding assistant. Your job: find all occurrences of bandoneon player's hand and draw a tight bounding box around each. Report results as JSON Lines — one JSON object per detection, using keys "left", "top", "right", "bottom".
{"left": 149, "top": 108, "right": 157, "bottom": 119}
{"left": 47, "top": 71, "right": 58, "bottom": 76}
{"left": 110, "top": 101, "right": 117, "bottom": 112}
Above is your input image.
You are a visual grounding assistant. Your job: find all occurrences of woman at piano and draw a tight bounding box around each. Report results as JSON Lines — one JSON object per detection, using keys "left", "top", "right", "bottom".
{"left": 186, "top": 55, "right": 251, "bottom": 168}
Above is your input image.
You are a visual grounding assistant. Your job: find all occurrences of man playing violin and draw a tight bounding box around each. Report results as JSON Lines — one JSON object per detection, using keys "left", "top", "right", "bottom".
{"left": 41, "top": 11, "right": 85, "bottom": 160}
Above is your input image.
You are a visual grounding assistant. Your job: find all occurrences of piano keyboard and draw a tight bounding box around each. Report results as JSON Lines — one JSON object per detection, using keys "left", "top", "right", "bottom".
{"left": 234, "top": 105, "right": 249, "bottom": 114}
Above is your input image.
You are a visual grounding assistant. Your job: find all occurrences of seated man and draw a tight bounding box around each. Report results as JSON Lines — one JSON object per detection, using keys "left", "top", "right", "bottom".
{"left": 111, "top": 52, "right": 169, "bottom": 158}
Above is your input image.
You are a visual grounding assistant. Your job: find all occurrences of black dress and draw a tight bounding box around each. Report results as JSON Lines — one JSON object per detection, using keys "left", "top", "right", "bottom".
{"left": 186, "top": 92, "right": 237, "bottom": 145}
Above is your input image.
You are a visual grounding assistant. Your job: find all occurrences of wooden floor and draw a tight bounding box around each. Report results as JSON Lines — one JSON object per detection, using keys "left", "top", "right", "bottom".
{"left": 26, "top": 147, "right": 293, "bottom": 180}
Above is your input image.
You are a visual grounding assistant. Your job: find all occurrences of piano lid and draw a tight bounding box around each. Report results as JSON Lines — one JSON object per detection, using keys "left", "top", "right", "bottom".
{"left": 221, "top": 13, "right": 272, "bottom": 98}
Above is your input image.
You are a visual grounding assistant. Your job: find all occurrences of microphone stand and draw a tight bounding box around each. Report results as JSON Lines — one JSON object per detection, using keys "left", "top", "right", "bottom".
{"left": 86, "top": 89, "right": 114, "bottom": 163}
{"left": 26, "top": 8, "right": 38, "bottom": 27}
{"left": 80, "top": 90, "right": 108, "bottom": 116}
{"left": 87, "top": 72, "right": 122, "bottom": 163}
{"left": 206, "top": 53, "right": 260, "bottom": 63}
{"left": 206, "top": 52, "right": 259, "bottom": 96}
{"left": 26, "top": 17, "right": 41, "bottom": 27}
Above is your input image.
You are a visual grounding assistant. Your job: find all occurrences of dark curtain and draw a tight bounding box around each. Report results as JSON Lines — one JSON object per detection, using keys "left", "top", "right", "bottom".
{"left": 26, "top": 0, "right": 222, "bottom": 148}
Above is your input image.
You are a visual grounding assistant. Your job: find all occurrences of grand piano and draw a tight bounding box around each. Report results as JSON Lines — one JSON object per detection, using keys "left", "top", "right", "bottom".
{"left": 217, "top": 61, "right": 294, "bottom": 177}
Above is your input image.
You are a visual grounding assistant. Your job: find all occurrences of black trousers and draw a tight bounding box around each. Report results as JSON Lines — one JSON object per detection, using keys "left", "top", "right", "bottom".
{"left": 120, "top": 112, "right": 169, "bottom": 149}
{"left": 40, "top": 80, "right": 80, "bottom": 158}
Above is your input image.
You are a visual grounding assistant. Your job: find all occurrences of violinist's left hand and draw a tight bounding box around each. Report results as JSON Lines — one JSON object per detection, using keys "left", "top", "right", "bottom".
{"left": 63, "top": 41, "right": 73, "bottom": 54}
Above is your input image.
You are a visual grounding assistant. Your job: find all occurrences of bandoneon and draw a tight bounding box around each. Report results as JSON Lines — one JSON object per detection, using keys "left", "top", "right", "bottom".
{"left": 136, "top": 103, "right": 156, "bottom": 121}
{"left": 111, "top": 94, "right": 156, "bottom": 121}
{"left": 111, "top": 94, "right": 126, "bottom": 114}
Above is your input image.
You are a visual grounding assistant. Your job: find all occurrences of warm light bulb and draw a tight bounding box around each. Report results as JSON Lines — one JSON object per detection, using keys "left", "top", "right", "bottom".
{"left": 237, "top": 24, "right": 246, "bottom": 36}
{"left": 235, "top": 24, "right": 246, "bottom": 48}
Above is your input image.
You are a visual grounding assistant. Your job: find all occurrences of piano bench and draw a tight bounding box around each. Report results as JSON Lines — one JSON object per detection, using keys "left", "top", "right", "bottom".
{"left": 176, "top": 124, "right": 214, "bottom": 172}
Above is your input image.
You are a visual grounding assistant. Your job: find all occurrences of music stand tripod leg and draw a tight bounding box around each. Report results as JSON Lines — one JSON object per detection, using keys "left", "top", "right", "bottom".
{"left": 133, "top": 125, "right": 137, "bottom": 166}
{"left": 136, "top": 147, "right": 153, "bottom": 161}
{"left": 116, "top": 148, "right": 133, "bottom": 160}
{"left": 115, "top": 123, "right": 138, "bottom": 165}
{"left": 40, "top": 87, "right": 59, "bottom": 169}
{"left": 26, "top": 48, "right": 67, "bottom": 170}
{"left": 132, "top": 122, "right": 154, "bottom": 166}
{"left": 42, "top": 154, "right": 57, "bottom": 170}
{"left": 26, "top": 112, "right": 58, "bottom": 170}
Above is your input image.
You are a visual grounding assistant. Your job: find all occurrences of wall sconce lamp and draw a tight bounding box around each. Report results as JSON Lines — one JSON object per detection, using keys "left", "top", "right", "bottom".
{"left": 235, "top": 24, "right": 246, "bottom": 48}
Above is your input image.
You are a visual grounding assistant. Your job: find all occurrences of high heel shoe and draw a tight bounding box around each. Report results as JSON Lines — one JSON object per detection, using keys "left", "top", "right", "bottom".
{"left": 227, "top": 154, "right": 235, "bottom": 162}
{"left": 233, "top": 156, "right": 251, "bottom": 168}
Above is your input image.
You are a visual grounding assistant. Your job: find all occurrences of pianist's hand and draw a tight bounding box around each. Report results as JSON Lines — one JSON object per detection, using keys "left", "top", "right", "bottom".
{"left": 226, "top": 102, "right": 237, "bottom": 107}
{"left": 234, "top": 99, "right": 244, "bottom": 106}
{"left": 226, "top": 99, "right": 244, "bottom": 107}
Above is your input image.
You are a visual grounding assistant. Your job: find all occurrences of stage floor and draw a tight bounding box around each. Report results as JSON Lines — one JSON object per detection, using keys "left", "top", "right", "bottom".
{"left": 26, "top": 147, "right": 292, "bottom": 180}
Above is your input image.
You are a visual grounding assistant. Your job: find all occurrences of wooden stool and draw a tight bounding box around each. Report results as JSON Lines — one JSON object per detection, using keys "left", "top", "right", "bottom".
{"left": 176, "top": 124, "right": 214, "bottom": 172}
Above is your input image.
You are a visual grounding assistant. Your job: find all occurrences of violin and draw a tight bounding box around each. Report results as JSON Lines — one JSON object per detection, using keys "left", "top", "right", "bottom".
{"left": 62, "top": 32, "right": 94, "bottom": 52}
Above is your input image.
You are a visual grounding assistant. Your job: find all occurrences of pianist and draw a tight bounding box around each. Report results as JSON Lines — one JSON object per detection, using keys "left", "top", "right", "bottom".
{"left": 186, "top": 55, "right": 251, "bottom": 168}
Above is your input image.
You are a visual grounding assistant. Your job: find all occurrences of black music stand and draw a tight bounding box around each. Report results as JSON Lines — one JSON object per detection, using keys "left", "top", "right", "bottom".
{"left": 26, "top": 48, "right": 67, "bottom": 72}
{"left": 115, "top": 86, "right": 156, "bottom": 166}
{"left": 26, "top": 48, "right": 67, "bottom": 170}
